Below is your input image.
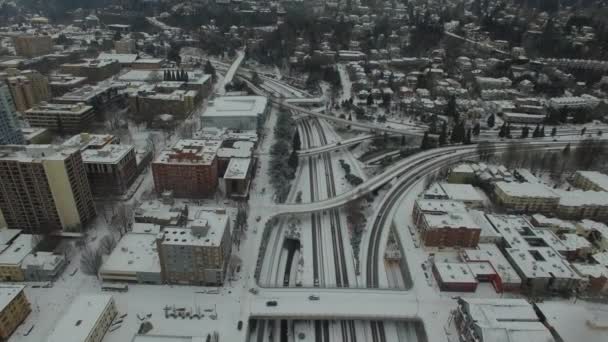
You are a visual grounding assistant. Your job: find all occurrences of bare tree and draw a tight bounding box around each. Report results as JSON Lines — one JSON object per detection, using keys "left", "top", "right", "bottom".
{"left": 111, "top": 203, "right": 134, "bottom": 237}
{"left": 99, "top": 235, "right": 118, "bottom": 255}
{"left": 80, "top": 247, "right": 102, "bottom": 276}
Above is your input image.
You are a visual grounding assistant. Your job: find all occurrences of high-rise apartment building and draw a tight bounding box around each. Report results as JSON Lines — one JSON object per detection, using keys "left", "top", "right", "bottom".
{"left": 0, "top": 84, "right": 24, "bottom": 145}
{"left": 13, "top": 34, "right": 53, "bottom": 57}
{"left": 1, "top": 69, "right": 50, "bottom": 112}
{"left": 156, "top": 209, "right": 231, "bottom": 285}
{"left": 0, "top": 145, "right": 96, "bottom": 233}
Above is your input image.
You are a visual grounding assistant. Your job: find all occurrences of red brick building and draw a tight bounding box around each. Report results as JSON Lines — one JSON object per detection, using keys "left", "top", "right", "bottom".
{"left": 152, "top": 140, "right": 221, "bottom": 198}
{"left": 413, "top": 199, "right": 481, "bottom": 248}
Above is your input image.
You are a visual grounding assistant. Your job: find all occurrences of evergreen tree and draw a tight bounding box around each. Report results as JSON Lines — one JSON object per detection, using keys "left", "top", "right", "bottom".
{"left": 204, "top": 61, "right": 216, "bottom": 79}
{"left": 521, "top": 126, "right": 529, "bottom": 139}
{"left": 498, "top": 123, "right": 506, "bottom": 138}
{"left": 487, "top": 113, "right": 495, "bottom": 128}
{"left": 288, "top": 150, "right": 299, "bottom": 169}
{"left": 505, "top": 124, "right": 511, "bottom": 138}
{"left": 293, "top": 131, "right": 301, "bottom": 151}
{"left": 366, "top": 93, "right": 374, "bottom": 106}
{"left": 439, "top": 122, "right": 448, "bottom": 146}
{"left": 551, "top": 127, "right": 557, "bottom": 137}
{"left": 562, "top": 143, "right": 571, "bottom": 156}
{"left": 581, "top": 127, "right": 586, "bottom": 136}
{"left": 420, "top": 131, "right": 431, "bottom": 150}
{"left": 473, "top": 122, "right": 481, "bottom": 136}
{"left": 401, "top": 135, "right": 406, "bottom": 146}
{"left": 533, "top": 124, "right": 540, "bottom": 138}
{"left": 56, "top": 115, "right": 64, "bottom": 135}
{"left": 540, "top": 126, "right": 546, "bottom": 137}
{"left": 445, "top": 95, "right": 459, "bottom": 122}
{"left": 465, "top": 128, "right": 472, "bottom": 144}
{"left": 451, "top": 121, "right": 466, "bottom": 143}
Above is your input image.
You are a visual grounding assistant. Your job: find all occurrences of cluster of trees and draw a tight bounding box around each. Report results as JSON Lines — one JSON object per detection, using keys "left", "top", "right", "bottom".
{"left": 345, "top": 198, "right": 366, "bottom": 269}
{"left": 305, "top": 65, "right": 341, "bottom": 91}
{"left": 269, "top": 112, "right": 298, "bottom": 203}
{"left": 163, "top": 69, "right": 189, "bottom": 82}
{"left": 339, "top": 159, "right": 363, "bottom": 186}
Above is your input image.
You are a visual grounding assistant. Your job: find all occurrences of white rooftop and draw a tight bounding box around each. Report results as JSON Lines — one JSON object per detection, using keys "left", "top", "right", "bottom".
{"left": 81, "top": 144, "right": 134, "bottom": 164}
{"left": 0, "top": 229, "right": 21, "bottom": 245}
{"left": 530, "top": 213, "right": 577, "bottom": 232}
{"left": 575, "top": 170, "right": 608, "bottom": 191}
{"left": 131, "top": 335, "right": 206, "bottom": 342}
{"left": 97, "top": 52, "right": 138, "bottom": 64}
{"left": 0, "top": 285, "right": 25, "bottom": 311}
{"left": 155, "top": 139, "right": 221, "bottom": 166}
{"left": 462, "top": 244, "right": 522, "bottom": 286}
{"left": 159, "top": 208, "right": 229, "bottom": 247}
{"left": 439, "top": 183, "right": 484, "bottom": 203}
{"left": 21, "top": 252, "right": 64, "bottom": 271}
{"left": 434, "top": 262, "right": 477, "bottom": 283}
{"left": 423, "top": 211, "right": 480, "bottom": 230}
{"left": 555, "top": 189, "right": 608, "bottom": 207}
{"left": 0, "top": 233, "right": 35, "bottom": 265}
{"left": 460, "top": 298, "right": 555, "bottom": 342}
{"left": 202, "top": 96, "right": 267, "bottom": 118}
{"left": 415, "top": 199, "right": 467, "bottom": 213}
{"left": 224, "top": 158, "right": 251, "bottom": 180}
{"left": 100, "top": 233, "right": 160, "bottom": 275}
{"left": 217, "top": 141, "right": 254, "bottom": 159}
{"left": 47, "top": 294, "right": 115, "bottom": 342}
{"left": 560, "top": 234, "right": 592, "bottom": 252}
{"left": 494, "top": 181, "right": 559, "bottom": 199}
{"left": 536, "top": 301, "right": 608, "bottom": 342}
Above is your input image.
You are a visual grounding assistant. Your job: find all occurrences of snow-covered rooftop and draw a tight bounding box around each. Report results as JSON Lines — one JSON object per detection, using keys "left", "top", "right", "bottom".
{"left": 100, "top": 233, "right": 160, "bottom": 276}
{"left": 203, "top": 96, "right": 267, "bottom": 118}
{"left": 530, "top": 214, "right": 577, "bottom": 233}
{"left": 575, "top": 170, "right": 608, "bottom": 191}
{"left": 554, "top": 189, "right": 608, "bottom": 207}
{"left": 217, "top": 141, "right": 254, "bottom": 159}
{"left": 155, "top": 139, "right": 221, "bottom": 166}
{"left": 461, "top": 244, "right": 521, "bottom": 286}
{"left": 47, "top": 294, "right": 115, "bottom": 342}
{"left": 460, "top": 298, "right": 554, "bottom": 342}
{"left": 0, "top": 233, "right": 34, "bottom": 265}
{"left": 494, "top": 181, "right": 559, "bottom": 199}
{"left": 21, "top": 252, "right": 64, "bottom": 271}
{"left": 423, "top": 211, "right": 480, "bottom": 230}
{"left": 97, "top": 52, "right": 138, "bottom": 64}
{"left": 0, "top": 285, "right": 25, "bottom": 311}
{"left": 560, "top": 233, "right": 592, "bottom": 252}
{"left": 536, "top": 301, "right": 608, "bottom": 342}
{"left": 415, "top": 199, "right": 467, "bottom": 213}
{"left": 433, "top": 262, "right": 477, "bottom": 284}
{"left": 81, "top": 144, "right": 134, "bottom": 164}
{"left": 224, "top": 158, "right": 251, "bottom": 180}
{"left": 438, "top": 183, "right": 484, "bottom": 203}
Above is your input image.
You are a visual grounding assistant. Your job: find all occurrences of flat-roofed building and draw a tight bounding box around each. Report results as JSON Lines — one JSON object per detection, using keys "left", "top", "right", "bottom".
{"left": 20, "top": 251, "right": 66, "bottom": 281}
{"left": 201, "top": 96, "right": 268, "bottom": 131}
{"left": 413, "top": 199, "right": 480, "bottom": 248}
{"left": 554, "top": 189, "right": 608, "bottom": 221}
{"left": 49, "top": 74, "right": 87, "bottom": 97}
{"left": 63, "top": 133, "right": 137, "bottom": 196}
{"left": 0, "top": 285, "right": 30, "bottom": 340}
{"left": 99, "top": 232, "right": 161, "bottom": 284}
{"left": 47, "top": 294, "right": 118, "bottom": 342}
{"left": 152, "top": 139, "right": 221, "bottom": 198}
{"left": 60, "top": 59, "right": 121, "bottom": 83}
{"left": 571, "top": 263, "right": 608, "bottom": 295}
{"left": 448, "top": 163, "right": 475, "bottom": 183}
{"left": 529, "top": 213, "right": 577, "bottom": 234}
{"left": 0, "top": 145, "right": 96, "bottom": 233}
{"left": 128, "top": 84, "right": 199, "bottom": 119}
{"left": 156, "top": 208, "right": 231, "bottom": 285}
{"left": 21, "top": 127, "right": 52, "bottom": 144}
{"left": 134, "top": 201, "right": 184, "bottom": 226}
{"left": 53, "top": 84, "right": 119, "bottom": 111}
{"left": 455, "top": 298, "right": 554, "bottom": 342}
{"left": 432, "top": 262, "right": 478, "bottom": 292}
{"left": 493, "top": 181, "right": 559, "bottom": 214}
{"left": 24, "top": 102, "right": 95, "bottom": 133}
{"left": 573, "top": 170, "right": 608, "bottom": 192}
{"left": 14, "top": 34, "right": 53, "bottom": 57}
{"left": 536, "top": 301, "right": 608, "bottom": 342}
{"left": 461, "top": 243, "right": 522, "bottom": 292}
{"left": 0, "top": 232, "right": 37, "bottom": 282}
{"left": 424, "top": 182, "right": 484, "bottom": 208}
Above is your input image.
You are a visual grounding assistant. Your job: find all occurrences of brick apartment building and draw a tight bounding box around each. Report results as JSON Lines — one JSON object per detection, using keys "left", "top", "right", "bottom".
{"left": 413, "top": 199, "right": 481, "bottom": 248}
{"left": 152, "top": 139, "right": 221, "bottom": 198}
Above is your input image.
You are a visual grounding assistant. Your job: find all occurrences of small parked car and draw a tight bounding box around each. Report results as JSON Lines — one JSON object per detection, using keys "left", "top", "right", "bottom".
{"left": 237, "top": 321, "right": 243, "bottom": 330}
{"left": 308, "top": 295, "right": 320, "bottom": 301}
{"left": 266, "top": 301, "right": 278, "bottom": 307}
